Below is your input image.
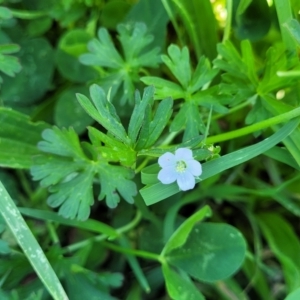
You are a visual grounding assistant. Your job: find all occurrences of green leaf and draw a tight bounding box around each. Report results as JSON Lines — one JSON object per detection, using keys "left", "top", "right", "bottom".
{"left": 31, "top": 125, "right": 136, "bottom": 219}
{"left": 31, "top": 155, "right": 85, "bottom": 187}
{"left": 140, "top": 119, "right": 299, "bottom": 205}
{"left": 100, "top": 0, "right": 131, "bottom": 29}
{"left": 170, "top": 102, "right": 205, "bottom": 141}
{"left": 263, "top": 95, "right": 300, "bottom": 167}
{"left": 38, "top": 127, "right": 86, "bottom": 159}
{"left": 285, "top": 288, "right": 300, "bottom": 300}
{"left": 54, "top": 86, "right": 94, "bottom": 135}
{"left": 162, "top": 206, "right": 212, "bottom": 255}
{"left": 233, "top": 0, "right": 271, "bottom": 41}
{"left": 2, "top": 38, "right": 54, "bottom": 106}
{"left": 80, "top": 27, "right": 123, "bottom": 68}
{"left": 0, "top": 52, "right": 21, "bottom": 78}
{"left": 128, "top": 86, "right": 155, "bottom": 143}
{"left": 162, "top": 264, "right": 205, "bottom": 300}
{"left": 264, "top": 146, "right": 300, "bottom": 170}
{"left": 257, "top": 213, "right": 300, "bottom": 292}
{"left": 0, "top": 108, "right": 48, "bottom": 169}
{"left": 0, "top": 7, "right": 12, "bottom": 20}
{"left": 79, "top": 22, "right": 160, "bottom": 104}
{"left": 0, "top": 239, "right": 10, "bottom": 254}
{"left": 124, "top": 0, "right": 169, "bottom": 49}
{"left": 47, "top": 168, "right": 95, "bottom": 221}
{"left": 189, "top": 56, "right": 218, "bottom": 93}
{"left": 165, "top": 223, "right": 247, "bottom": 282}
{"left": 87, "top": 127, "right": 135, "bottom": 167}
{"left": 274, "top": 0, "right": 297, "bottom": 54}
{"left": 77, "top": 84, "right": 130, "bottom": 145}
{"left": 0, "top": 44, "right": 20, "bottom": 54}
{"left": 55, "top": 29, "right": 98, "bottom": 83}
{"left": 117, "top": 23, "right": 160, "bottom": 67}
{"left": 64, "top": 272, "right": 119, "bottom": 300}
{"left": 161, "top": 45, "right": 191, "bottom": 88}
{"left": 135, "top": 104, "right": 151, "bottom": 150}
{"left": 140, "top": 76, "right": 184, "bottom": 100}
{"left": 59, "top": 29, "right": 93, "bottom": 57}
{"left": 143, "top": 97, "right": 173, "bottom": 148}
{"left": 284, "top": 19, "right": 300, "bottom": 46}
{"left": 98, "top": 163, "right": 137, "bottom": 208}
{"left": 0, "top": 181, "right": 68, "bottom": 300}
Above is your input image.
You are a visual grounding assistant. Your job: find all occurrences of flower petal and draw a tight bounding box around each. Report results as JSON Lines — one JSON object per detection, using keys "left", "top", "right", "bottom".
{"left": 186, "top": 160, "right": 202, "bottom": 176}
{"left": 158, "top": 167, "right": 177, "bottom": 184}
{"left": 158, "top": 152, "right": 176, "bottom": 168}
{"left": 175, "top": 148, "right": 193, "bottom": 160}
{"left": 176, "top": 171, "right": 196, "bottom": 191}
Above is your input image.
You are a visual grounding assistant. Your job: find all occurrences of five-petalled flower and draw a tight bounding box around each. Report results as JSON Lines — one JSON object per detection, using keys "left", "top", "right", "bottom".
{"left": 157, "top": 148, "right": 202, "bottom": 191}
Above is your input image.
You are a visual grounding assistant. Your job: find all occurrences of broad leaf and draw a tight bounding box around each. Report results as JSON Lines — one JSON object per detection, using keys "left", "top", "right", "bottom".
{"left": 165, "top": 223, "right": 247, "bottom": 282}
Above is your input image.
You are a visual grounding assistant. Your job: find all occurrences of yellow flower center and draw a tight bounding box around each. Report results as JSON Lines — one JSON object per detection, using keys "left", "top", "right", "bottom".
{"left": 176, "top": 161, "right": 186, "bottom": 173}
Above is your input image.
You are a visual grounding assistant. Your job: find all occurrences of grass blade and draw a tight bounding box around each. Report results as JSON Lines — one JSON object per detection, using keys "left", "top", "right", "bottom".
{"left": 0, "top": 181, "right": 68, "bottom": 300}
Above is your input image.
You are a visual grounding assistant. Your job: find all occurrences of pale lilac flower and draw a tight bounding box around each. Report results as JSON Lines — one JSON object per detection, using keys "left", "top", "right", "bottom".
{"left": 157, "top": 148, "right": 202, "bottom": 191}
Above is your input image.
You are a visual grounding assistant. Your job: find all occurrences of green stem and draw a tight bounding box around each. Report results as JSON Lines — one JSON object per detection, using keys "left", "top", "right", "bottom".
{"left": 223, "top": 0, "right": 233, "bottom": 42}
{"left": 16, "top": 170, "right": 33, "bottom": 201}
{"left": 46, "top": 222, "right": 60, "bottom": 245}
{"left": 10, "top": 9, "right": 47, "bottom": 19}
{"left": 102, "top": 241, "right": 162, "bottom": 262}
{"left": 206, "top": 106, "right": 300, "bottom": 144}
{"left": 204, "top": 105, "right": 213, "bottom": 143}
{"left": 211, "top": 98, "right": 252, "bottom": 121}
{"left": 275, "top": 172, "right": 300, "bottom": 193}
{"left": 135, "top": 158, "right": 151, "bottom": 174}
{"left": 63, "top": 210, "right": 142, "bottom": 253}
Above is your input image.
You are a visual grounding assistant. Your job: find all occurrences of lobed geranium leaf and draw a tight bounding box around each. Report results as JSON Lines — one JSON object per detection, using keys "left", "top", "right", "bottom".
{"left": 98, "top": 164, "right": 137, "bottom": 208}
{"left": 47, "top": 168, "right": 95, "bottom": 221}
{"left": 38, "top": 127, "right": 86, "bottom": 159}
{"left": 161, "top": 45, "right": 191, "bottom": 89}
{"left": 31, "top": 126, "right": 137, "bottom": 220}
{"left": 117, "top": 23, "right": 160, "bottom": 67}
{"left": 144, "top": 97, "right": 173, "bottom": 148}
{"left": 0, "top": 52, "right": 21, "bottom": 79}
{"left": 170, "top": 102, "right": 205, "bottom": 141}
{"left": 80, "top": 27, "right": 123, "bottom": 68}
{"left": 77, "top": 84, "right": 130, "bottom": 145}
{"left": 140, "top": 76, "right": 184, "bottom": 100}
{"left": 189, "top": 56, "right": 218, "bottom": 93}
{"left": 79, "top": 22, "right": 161, "bottom": 104}
{"left": 128, "top": 86, "right": 155, "bottom": 143}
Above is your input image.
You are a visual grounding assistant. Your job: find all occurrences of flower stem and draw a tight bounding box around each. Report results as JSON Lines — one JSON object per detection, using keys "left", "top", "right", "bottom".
{"left": 206, "top": 106, "right": 300, "bottom": 144}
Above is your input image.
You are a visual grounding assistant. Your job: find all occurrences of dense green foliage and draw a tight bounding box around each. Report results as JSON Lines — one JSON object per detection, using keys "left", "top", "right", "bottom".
{"left": 0, "top": 0, "right": 300, "bottom": 299}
